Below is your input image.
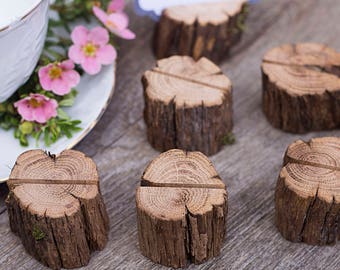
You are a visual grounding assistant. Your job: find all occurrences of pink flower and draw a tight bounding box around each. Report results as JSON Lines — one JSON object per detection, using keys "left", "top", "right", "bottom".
{"left": 93, "top": 6, "right": 135, "bottom": 40}
{"left": 38, "top": 60, "right": 80, "bottom": 96}
{"left": 68, "top": 26, "right": 117, "bottom": 75}
{"left": 108, "top": 0, "right": 125, "bottom": 13}
{"left": 14, "top": 94, "right": 58, "bottom": 124}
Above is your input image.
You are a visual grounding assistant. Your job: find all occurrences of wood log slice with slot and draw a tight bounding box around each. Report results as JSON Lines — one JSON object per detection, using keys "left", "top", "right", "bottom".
{"left": 6, "top": 150, "right": 109, "bottom": 270}
{"left": 154, "top": 0, "right": 248, "bottom": 63}
{"left": 262, "top": 43, "right": 340, "bottom": 133}
{"left": 136, "top": 149, "right": 228, "bottom": 268}
{"left": 275, "top": 137, "right": 340, "bottom": 245}
{"left": 143, "top": 55, "right": 233, "bottom": 156}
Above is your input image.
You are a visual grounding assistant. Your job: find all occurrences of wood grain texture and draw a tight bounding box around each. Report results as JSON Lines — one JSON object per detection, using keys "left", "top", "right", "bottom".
{"left": 143, "top": 56, "right": 232, "bottom": 155}
{"left": 262, "top": 43, "right": 340, "bottom": 133}
{"left": 1, "top": 1, "right": 340, "bottom": 269}
{"left": 6, "top": 150, "right": 109, "bottom": 269}
{"left": 275, "top": 137, "right": 340, "bottom": 246}
{"left": 153, "top": 0, "right": 248, "bottom": 62}
{"left": 137, "top": 150, "right": 227, "bottom": 267}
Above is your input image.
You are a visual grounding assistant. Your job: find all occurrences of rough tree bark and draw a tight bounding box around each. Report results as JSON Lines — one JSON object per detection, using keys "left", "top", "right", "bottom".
{"left": 6, "top": 150, "right": 109, "bottom": 270}
{"left": 262, "top": 43, "right": 340, "bottom": 133}
{"left": 275, "top": 137, "right": 340, "bottom": 245}
{"left": 136, "top": 149, "right": 228, "bottom": 268}
{"left": 143, "top": 55, "right": 233, "bottom": 156}
{"left": 153, "top": 0, "right": 248, "bottom": 63}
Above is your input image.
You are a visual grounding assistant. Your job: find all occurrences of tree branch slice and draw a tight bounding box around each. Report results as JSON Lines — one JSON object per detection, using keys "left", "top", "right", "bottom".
{"left": 275, "top": 137, "right": 340, "bottom": 245}
{"left": 262, "top": 43, "right": 340, "bottom": 133}
{"left": 136, "top": 149, "right": 228, "bottom": 268}
{"left": 6, "top": 150, "right": 109, "bottom": 269}
{"left": 153, "top": 0, "right": 248, "bottom": 62}
{"left": 143, "top": 56, "right": 233, "bottom": 156}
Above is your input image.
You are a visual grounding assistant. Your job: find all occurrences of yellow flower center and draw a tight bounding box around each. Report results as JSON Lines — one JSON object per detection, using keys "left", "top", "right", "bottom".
{"left": 83, "top": 42, "right": 97, "bottom": 57}
{"left": 29, "top": 98, "right": 43, "bottom": 108}
{"left": 48, "top": 65, "right": 63, "bottom": 80}
{"left": 106, "top": 20, "right": 117, "bottom": 29}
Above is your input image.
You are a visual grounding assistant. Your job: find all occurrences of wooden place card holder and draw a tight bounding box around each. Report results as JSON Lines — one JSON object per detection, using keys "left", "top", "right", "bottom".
{"left": 154, "top": 0, "right": 248, "bottom": 63}
{"left": 143, "top": 55, "right": 233, "bottom": 156}
{"left": 136, "top": 149, "right": 228, "bottom": 268}
{"left": 6, "top": 150, "right": 109, "bottom": 270}
{"left": 275, "top": 137, "right": 340, "bottom": 245}
{"left": 262, "top": 43, "right": 340, "bottom": 133}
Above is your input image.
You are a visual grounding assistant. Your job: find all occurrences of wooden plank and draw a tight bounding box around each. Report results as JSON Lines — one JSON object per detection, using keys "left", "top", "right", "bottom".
{"left": 1, "top": 0, "right": 340, "bottom": 269}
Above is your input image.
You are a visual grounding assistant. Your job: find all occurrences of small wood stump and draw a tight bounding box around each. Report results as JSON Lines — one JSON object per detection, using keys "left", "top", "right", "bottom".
{"left": 6, "top": 150, "right": 109, "bottom": 270}
{"left": 143, "top": 55, "right": 233, "bottom": 156}
{"left": 154, "top": 0, "right": 248, "bottom": 63}
{"left": 136, "top": 149, "right": 228, "bottom": 268}
{"left": 275, "top": 137, "right": 340, "bottom": 245}
{"left": 262, "top": 43, "right": 340, "bottom": 133}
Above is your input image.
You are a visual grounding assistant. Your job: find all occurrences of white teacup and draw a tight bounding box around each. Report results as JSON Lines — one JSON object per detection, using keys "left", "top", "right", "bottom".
{"left": 0, "top": 0, "right": 49, "bottom": 102}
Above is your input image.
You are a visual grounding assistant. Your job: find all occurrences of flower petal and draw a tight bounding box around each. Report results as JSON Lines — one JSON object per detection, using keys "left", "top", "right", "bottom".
{"left": 30, "top": 93, "right": 46, "bottom": 102}
{"left": 69, "top": 45, "right": 85, "bottom": 64}
{"left": 71, "top": 25, "right": 88, "bottom": 45}
{"left": 50, "top": 78, "right": 71, "bottom": 96}
{"left": 38, "top": 65, "right": 53, "bottom": 90}
{"left": 114, "top": 28, "right": 135, "bottom": 40}
{"left": 15, "top": 99, "right": 34, "bottom": 121}
{"left": 93, "top": 6, "right": 108, "bottom": 25}
{"left": 108, "top": 0, "right": 125, "bottom": 13}
{"left": 32, "top": 107, "right": 48, "bottom": 123}
{"left": 107, "top": 12, "right": 129, "bottom": 30}
{"left": 33, "top": 99, "right": 58, "bottom": 123}
{"left": 97, "top": 45, "right": 117, "bottom": 65}
{"left": 89, "top": 26, "right": 110, "bottom": 46}
{"left": 82, "top": 57, "right": 102, "bottom": 75}
{"left": 60, "top": 59, "right": 75, "bottom": 70}
{"left": 63, "top": 70, "right": 80, "bottom": 88}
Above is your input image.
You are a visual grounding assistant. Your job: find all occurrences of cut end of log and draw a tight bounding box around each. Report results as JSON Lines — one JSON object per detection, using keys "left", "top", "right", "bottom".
{"left": 275, "top": 137, "right": 340, "bottom": 245}
{"left": 143, "top": 56, "right": 233, "bottom": 156}
{"left": 262, "top": 43, "right": 340, "bottom": 133}
{"left": 6, "top": 150, "right": 109, "bottom": 270}
{"left": 136, "top": 149, "right": 228, "bottom": 268}
{"left": 154, "top": 0, "right": 248, "bottom": 62}
{"left": 8, "top": 150, "right": 99, "bottom": 218}
{"left": 144, "top": 56, "right": 231, "bottom": 107}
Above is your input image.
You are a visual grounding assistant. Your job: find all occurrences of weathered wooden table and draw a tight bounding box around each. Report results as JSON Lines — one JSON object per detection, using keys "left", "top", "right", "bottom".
{"left": 1, "top": 1, "right": 340, "bottom": 269}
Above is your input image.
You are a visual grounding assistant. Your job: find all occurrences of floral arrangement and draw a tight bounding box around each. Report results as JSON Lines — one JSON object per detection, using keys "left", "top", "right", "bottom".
{"left": 0, "top": 0, "right": 134, "bottom": 146}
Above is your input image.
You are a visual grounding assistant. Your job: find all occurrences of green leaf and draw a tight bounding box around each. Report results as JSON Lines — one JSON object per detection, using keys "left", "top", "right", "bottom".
{"left": 71, "top": 120, "right": 81, "bottom": 125}
{"left": 19, "top": 134, "right": 28, "bottom": 147}
{"left": 33, "top": 130, "right": 42, "bottom": 147}
{"left": 57, "top": 108, "right": 70, "bottom": 120}
{"left": 44, "top": 128, "right": 51, "bottom": 146}
{"left": 62, "top": 127, "right": 72, "bottom": 138}
{"left": 0, "top": 103, "right": 6, "bottom": 113}
{"left": 14, "top": 128, "right": 21, "bottom": 139}
{"left": 0, "top": 122, "right": 11, "bottom": 130}
{"left": 70, "top": 126, "right": 82, "bottom": 132}
{"left": 59, "top": 98, "right": 74, "bottom": 107}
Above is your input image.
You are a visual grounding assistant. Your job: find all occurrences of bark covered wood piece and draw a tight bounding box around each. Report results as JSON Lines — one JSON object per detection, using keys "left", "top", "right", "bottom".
{"left": 143, "top": 55, "right": 233, "bottom": 156}
{"left": 154, "top": 0, "right": 248, "bottom": 63}
{"left": 262, "top": 43, "right": 340, "bottom": 133}
{"left": 6, "top": 150, "right": 109, "bottom": 270}
{"left": 275, "top": 137, "right": 340, "bottom": 245}
{"left": 136, "top": 149, "right": 228, "bottom": 268}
